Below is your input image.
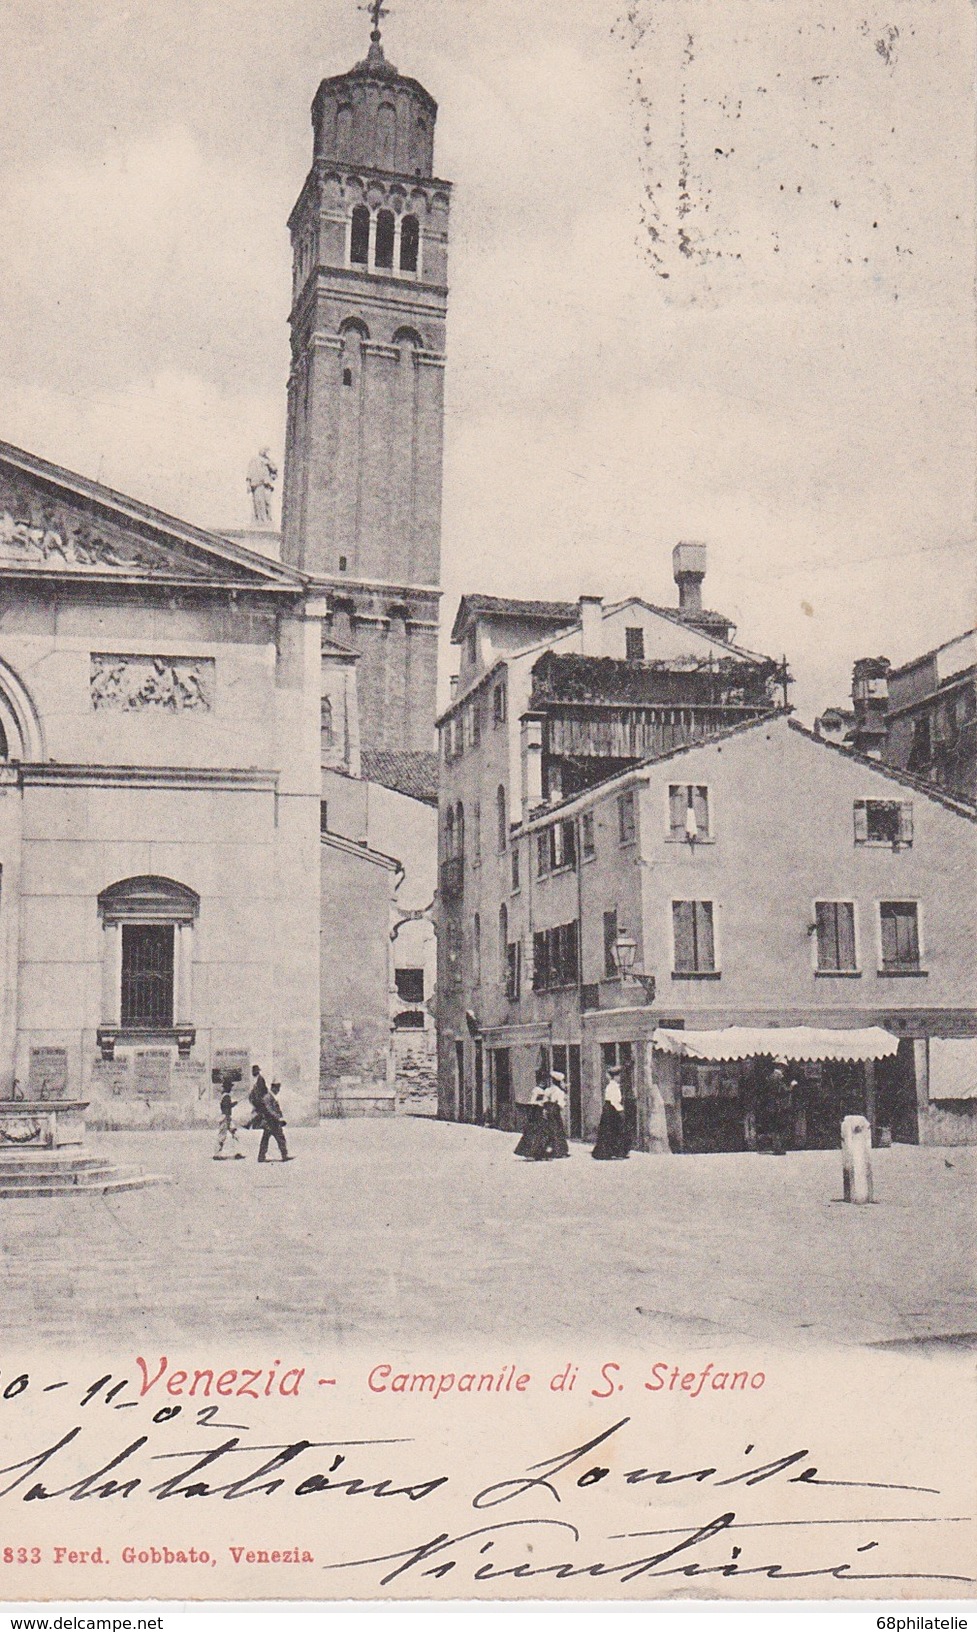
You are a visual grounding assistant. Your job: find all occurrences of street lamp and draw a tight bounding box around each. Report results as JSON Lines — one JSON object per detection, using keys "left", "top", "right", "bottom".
{"left": 612, "top": 933, "right": 656, "bottom": 1000}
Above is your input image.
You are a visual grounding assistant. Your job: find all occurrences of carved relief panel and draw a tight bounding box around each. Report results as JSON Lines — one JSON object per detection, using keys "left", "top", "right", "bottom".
{"left": 0, "top": 473, "right": 211, "bottom": 576}
{"left": 90, "top": 654, "right": 215, "bottom": 713}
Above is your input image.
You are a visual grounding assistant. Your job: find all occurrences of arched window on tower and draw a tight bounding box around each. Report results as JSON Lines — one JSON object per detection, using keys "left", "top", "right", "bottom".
{"left": 339, "top": 319, "right": 367, "bottom": 391}
{"left": 399, "top": 214, "right": 420, "bottom": 273}
{"left": 350, "top": 205, "right": 370, "bottom": 265}
{"left": 414, "top": 116, "right": 428, "bottom": 174}
{"left": 375, "top": 208, "right": 395, "bottom": 269}
{"left": 472, "top": 912, "right": 481, "bottom": 987}
{"left": 336, "top": 104, "right": 353, "bottom": 160}
{"left": 376, "top": 103, "right": 396, "bottom": 168}
{"left": 496, "top": 784, "right": 508, "bottom": 853}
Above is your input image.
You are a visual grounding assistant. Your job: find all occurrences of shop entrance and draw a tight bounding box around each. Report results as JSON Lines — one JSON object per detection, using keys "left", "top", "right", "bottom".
{"left": 490, "top": 1048, "right": 513, "bottom": 1131}
{"left": 679, "top": 1061, "right": 745, "bottom": 1153}
{"left": 601, "top": 1042, "right": 637, "bottom": 1149}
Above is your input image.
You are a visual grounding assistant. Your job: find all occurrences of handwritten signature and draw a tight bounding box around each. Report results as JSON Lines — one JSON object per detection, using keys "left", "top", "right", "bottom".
{"left": 0, "top": 1414, "right": 968, "bottom": 1590}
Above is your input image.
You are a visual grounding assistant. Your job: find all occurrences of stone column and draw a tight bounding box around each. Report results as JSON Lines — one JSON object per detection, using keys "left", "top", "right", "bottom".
{"left": 913, "top": 1037, "right": 931, "bottom": 1145}
{"left": 102, "top": 922, "right": 121, "bottom": 1026}
{"left": 174, "top": 923, "right": 194, "bottom": 1026}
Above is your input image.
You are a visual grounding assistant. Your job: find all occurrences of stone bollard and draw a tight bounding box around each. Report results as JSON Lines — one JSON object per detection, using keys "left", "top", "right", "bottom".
{"left": 841, "top": 1114, "right": 874, "bottom": 1204}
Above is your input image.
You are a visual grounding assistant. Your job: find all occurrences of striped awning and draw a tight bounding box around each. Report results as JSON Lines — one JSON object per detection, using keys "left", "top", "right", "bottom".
{"left": 652, "top": 1026, "right": 900, "bottom": 1063}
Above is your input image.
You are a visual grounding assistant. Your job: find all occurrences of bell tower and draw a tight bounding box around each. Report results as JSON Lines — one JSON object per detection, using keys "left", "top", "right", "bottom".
{"left": 281, "top": 9, "right": 449, "bottom": 756}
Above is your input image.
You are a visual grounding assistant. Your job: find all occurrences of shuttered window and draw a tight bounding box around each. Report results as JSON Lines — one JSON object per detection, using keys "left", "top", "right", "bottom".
{"left": 618, "top": 789, "right": 637, "bottom": 845}
{"left": 672, "top": 900, "right": 716, "bottom": 974}
{"left": 815, "top": 901, "right": 857, "bottom": 971}
{"left": 854, "top": 799, "right": 913, "bottom": 846}
{"left": 506, "top": 938, "right": 522, "bottom": 1000}
{"left": 669, "top": 784, "right": 710, "bottom": 840}
{"left": 581, "top": 811, "right": 595, "bottom": 859}
{"left": 879, "top": 902, "right": 920, "bottom": 971}
{"left": 532, "top": 922, "right": 579, "bottom": 991}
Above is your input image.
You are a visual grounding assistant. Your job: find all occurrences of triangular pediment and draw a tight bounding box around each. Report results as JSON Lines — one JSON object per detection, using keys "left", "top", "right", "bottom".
{"left": 0, "top": 439, "right": 303, "bottom": 591}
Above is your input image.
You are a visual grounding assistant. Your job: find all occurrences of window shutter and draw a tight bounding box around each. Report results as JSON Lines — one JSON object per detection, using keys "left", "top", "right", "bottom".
{"left": 815, "top": 900, "right": 832, "bottom": 969}
{"left": 853, "top": 800, "right": 868, "bottom": 843}
{"left": 899, "top": 905, "right": 920, "bottom": 965}
{"left": 697, "top": 902, "right": 716, "bottom": 971}
{"left": 582, "top": 811, "right": 595, "bottom": 857}
{"left": 693, "top": 785, "right": 710, "bottom": 838}
{"left": 838, "top": 902, "right": 857, "bottom": 970}
{"left": 880, "top": 904, "right": 898, "bottom": 968}
{"left": 899, "top": 802, "right": 914, "bottom": 844}
{"left": 673, "top": 901, "right": 694, "bottom": 972}
{"left": 532, "top": 931, "right": 544, "bottom": 991}
{"left": 668, "top": 786, "right": 685, "bottom": 838}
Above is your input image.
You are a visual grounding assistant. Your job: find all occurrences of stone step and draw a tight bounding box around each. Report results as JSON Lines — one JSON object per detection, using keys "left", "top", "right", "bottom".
{"left": 0, "top": 1163, "right": 120, "bottom": 1186}
{"left": 0, "top": 1154, "right": 115, "bottom": 1174}
{"left": 0, "top": 1166, "right": 170, "bottom": 1199}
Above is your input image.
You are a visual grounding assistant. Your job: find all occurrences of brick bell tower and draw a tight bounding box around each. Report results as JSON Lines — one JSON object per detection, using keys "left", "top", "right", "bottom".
{"left": 281, "top": 7, "right": 449, "bottom": 757}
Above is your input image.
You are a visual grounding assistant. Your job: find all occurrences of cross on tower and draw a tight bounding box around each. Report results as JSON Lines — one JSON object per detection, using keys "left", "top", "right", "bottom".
{"left": 359, "top": 0, "right": 389, "bottom": 38}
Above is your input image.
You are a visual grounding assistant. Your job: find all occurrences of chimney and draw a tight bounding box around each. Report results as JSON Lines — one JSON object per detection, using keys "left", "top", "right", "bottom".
{"left": 521, "top": 713, "right": 545, "bottom": 818}
{"left": 672, "top": 542, "right": 707, "bottom": 618}
{"left": 578, "top": 595, "right": 603, "bottom": 656}
{"left": 449, "top": 675, "right": 459, "bottom": 700}
{"left": 851, "top": 656, "right": 890, "bottom": 759}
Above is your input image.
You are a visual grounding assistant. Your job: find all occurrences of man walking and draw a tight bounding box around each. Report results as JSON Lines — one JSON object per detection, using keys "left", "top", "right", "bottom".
{"left": 256, "top": 1078, "right": 291, "bottom": 1163}
{"left": 213, "top": 1075, "right": 245, "bottom": 1160}
{"left": 247, "top": 1063, "right": 267, "bottom": 1128}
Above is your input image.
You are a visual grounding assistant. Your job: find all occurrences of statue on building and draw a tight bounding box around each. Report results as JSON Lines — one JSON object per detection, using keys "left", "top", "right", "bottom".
{"left": 247, "top": 448, "right": 278, "bottom": 527}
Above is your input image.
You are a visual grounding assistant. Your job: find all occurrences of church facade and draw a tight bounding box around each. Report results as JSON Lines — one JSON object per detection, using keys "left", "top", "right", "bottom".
{"left": 0, "top": 441, "right": 323, "bottom": 1126}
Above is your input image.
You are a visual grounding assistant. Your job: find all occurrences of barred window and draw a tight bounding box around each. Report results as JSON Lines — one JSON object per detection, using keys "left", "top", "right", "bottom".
{"left": 121, "top": 925, "right": 174, "bottom": 1028}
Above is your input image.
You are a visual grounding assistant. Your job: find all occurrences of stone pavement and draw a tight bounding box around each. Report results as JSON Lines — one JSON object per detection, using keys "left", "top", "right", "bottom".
{"left": 0, "top": 1118, "right": 972, "bottom": 1350}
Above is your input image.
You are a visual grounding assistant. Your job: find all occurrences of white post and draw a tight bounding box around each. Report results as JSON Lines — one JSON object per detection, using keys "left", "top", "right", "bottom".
{"left": 841, "top": 1113, "right": 874, "bottom": 1204}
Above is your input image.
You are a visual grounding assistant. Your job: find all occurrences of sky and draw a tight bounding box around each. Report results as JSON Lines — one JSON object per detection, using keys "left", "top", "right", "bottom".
{"left": 0, "top": 0, "right": 973, "bottom": 719}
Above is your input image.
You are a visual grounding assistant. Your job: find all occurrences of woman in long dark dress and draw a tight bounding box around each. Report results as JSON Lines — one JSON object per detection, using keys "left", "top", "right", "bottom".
{"left": 514, "top": 1086, "right": 548, "bottom": 1159}
{"left": 542, "top": 1074, "right": 570, "bottom": 1159}
{"left": 592, "top": 1073, "right": 630, "bottom": 1160}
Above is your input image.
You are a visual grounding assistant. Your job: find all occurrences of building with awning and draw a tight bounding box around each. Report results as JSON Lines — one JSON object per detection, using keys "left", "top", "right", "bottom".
{"left": 438, "top": 665, "right": 977, "bottom": 1151}
{"left": 652, "top": 1026, "right": 900, "bottom": 1063}
{"left": 649, "top": 1026, "right": 905, "bottom": 1152}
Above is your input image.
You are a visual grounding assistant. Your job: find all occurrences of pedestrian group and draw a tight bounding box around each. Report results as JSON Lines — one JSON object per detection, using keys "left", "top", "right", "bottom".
{"left": 213, "top": 1063, "right": 292, "bottom": 1163}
